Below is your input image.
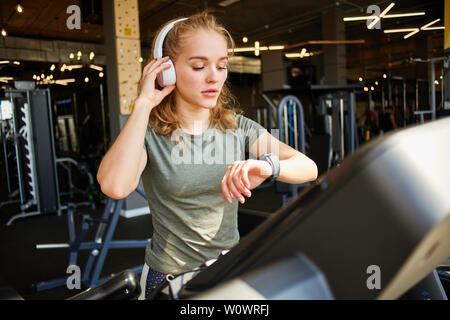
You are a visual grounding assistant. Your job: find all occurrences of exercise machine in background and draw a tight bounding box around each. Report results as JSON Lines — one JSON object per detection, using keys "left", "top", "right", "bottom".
{"left": 34, "top": 186, "right": 150, "bottom": 292}
{"left": 0, "top": 88, "right": 61, "bottom": 225}
{"left": 310, "top": 85, "right": 359, "bottom": 170}
{"left": 252, "top": 95, "right": 312, "bottom": 206}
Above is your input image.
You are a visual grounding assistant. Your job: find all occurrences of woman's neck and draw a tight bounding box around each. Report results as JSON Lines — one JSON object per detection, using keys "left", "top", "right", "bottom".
{"left": 176, "top": 103, "right": 211, "bottom": 135}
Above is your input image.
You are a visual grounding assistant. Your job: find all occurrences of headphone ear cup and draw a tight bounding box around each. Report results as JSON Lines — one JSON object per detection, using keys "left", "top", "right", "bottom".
{"left": 157, "top": 59, "right": 176, "bottom": 87}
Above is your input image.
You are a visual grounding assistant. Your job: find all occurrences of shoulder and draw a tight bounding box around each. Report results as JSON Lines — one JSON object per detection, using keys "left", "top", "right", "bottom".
{"left": 232, "top": 112, "right": 266, "bottom": 132}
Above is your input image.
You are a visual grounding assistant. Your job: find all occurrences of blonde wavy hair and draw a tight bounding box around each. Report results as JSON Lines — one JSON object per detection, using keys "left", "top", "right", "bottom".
{"left": 148, "top": 11, "right": 242, "bottom": 136}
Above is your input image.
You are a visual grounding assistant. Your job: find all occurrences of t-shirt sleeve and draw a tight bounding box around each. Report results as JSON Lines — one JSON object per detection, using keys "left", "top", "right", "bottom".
{"left": 234, "top": 114, "right": 267, "bottom": 154}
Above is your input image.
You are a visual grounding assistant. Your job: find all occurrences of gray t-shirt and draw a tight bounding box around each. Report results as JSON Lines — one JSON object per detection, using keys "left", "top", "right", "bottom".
{"left": 142, "top": 113, "right": 266, "bottom": 275}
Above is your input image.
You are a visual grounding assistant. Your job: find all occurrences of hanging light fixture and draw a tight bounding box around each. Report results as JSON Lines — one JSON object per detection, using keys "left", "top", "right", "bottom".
{"left": 16, "top": 1, "right": 24, "bottom": 13}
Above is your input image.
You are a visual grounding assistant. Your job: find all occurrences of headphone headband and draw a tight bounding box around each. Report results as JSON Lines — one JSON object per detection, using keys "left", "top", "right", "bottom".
{"left": 153, "top": 18, "right": 188, "bottom": 59}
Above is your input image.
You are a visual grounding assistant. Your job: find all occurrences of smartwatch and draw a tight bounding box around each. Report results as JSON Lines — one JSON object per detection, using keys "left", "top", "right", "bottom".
{"left": 259, "top": 152, "right": 280, "bottom": 182}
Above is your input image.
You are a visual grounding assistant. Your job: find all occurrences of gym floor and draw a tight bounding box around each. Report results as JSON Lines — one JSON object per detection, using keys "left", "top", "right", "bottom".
{"left": 0, "top": 184, "right": 282, "bottom": 300}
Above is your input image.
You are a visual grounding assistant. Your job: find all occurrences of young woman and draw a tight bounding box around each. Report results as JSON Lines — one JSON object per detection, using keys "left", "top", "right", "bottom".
{"left": 96, "top": 11, "right": 318, "bottom": 300}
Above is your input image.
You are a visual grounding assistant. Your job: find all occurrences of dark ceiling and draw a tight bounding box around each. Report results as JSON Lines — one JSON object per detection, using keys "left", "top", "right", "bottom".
{"left": 0, "top": 0, "right": 446, "bottom": 80}
{"left": 0, "top": 0, "right": 445, "bottom": 48}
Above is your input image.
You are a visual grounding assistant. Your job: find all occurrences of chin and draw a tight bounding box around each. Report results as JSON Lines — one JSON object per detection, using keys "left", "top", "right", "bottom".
{"left": 198, "top": 99, "right": 219, "bottom": 109}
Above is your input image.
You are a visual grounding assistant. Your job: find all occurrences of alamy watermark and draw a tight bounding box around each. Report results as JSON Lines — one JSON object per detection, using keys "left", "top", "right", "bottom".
{"left": 66, "top": 265, "right": 81, "bottom": 289}
{"left": 366, "top": 265, "right": 381, "bottom": 290}
{"left": 66, "top": 5, "right": 81, "bottom": 30}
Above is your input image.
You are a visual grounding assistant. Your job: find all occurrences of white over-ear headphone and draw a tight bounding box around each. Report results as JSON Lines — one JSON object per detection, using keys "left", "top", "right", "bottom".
{"left": 153, "top": 17, "right": 188, "bottom": 87}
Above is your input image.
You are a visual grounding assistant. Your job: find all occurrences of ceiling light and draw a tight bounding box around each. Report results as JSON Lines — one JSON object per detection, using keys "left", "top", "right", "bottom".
{"left": 229, "top": 47, "right": 254, "bottom": 53}
{"left": 254, "top": 41, "right": 260, "bottom": 56}
{"left": 383, "top": 12, "right": 425, "bottom": 19}
{"left": 384, "top": 28, "right": 418, "bottom": 33}
{"left": 89, "top": 51, "right": 95, "bottom": 60}
{"left": 242, "top": 36, "right": 248, "bottom": 43}
{"left": 434, "top": 80, "right": 439, "bottom": 85}
{"left": 0, "top": 60, "right": 10, "bottom": 64}
{"left": 380, "top": 3, "right": 395, "bottom": 17}
{"left": 285, "top": 53, "right": 301, "bottom": 58}
{"left": 299, "top": 48, "right": 307, "bottom": 58}
{"left": 0, "top": 77, "right": 14, "bottom": 83}
{"left": 218, "top": 0, "right": 240, "bottom": 7}
{"left": 69, "top": 53, "right": 75, "bottom": 60}
{"left": 99, "top": 72, "right": 104, "bottom": 78}
{"left": 420, "top": 19, "right": 445, "bottom": 31}
{"left": 89, "top": 64, "right": 103, "bottom": 71}
{"left": 364, "top": 87, "right": 369, "bottom": 92}
{"left": 67, "top": 64, "right": 83, "bottom": 70}
{"left": 16, "top": 4, "right": 24, "bottom": 13}
{"left": 268, "top": 45, "right": 285, "bottom": 50}
{"left": 84, "top": 77, "right": 89, "bottom": 83}
{"left": 1, "top": 28, "right": 7, "bottom": 37}
{"left": 13, "top": 61, "right": 20, "bottom": 65}
{"left": 403, "top": 29, "right": 420, "bottom": 39}
{"left": 343, "top": 16, "right": 373, "bottom": 21}
{"left": 359, "top": 77, "right": 363, "bottom": 82}
{"left": 50, "top": 64, "right": 55, "bottom": 71}
{"left": 421, "top": 19, "right": 440, "bottom": 30}
{"left": 371, "top": 86, "right": 375, "bottom": 91}
{"left": 375, "top": 81, "right": 379, "bottom": 85}
{"left": 383, "top": 74, "right": 387, "bottom": 78}
{"left": 46, "top": 78, "right": 76, "bottom": 86}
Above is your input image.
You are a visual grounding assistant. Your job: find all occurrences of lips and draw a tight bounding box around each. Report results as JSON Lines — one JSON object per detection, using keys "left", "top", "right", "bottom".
{"left": 201, "top": 89, "right": 219, "bottom": 97}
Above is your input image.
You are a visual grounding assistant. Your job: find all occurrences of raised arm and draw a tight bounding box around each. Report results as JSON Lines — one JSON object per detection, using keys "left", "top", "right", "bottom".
{"left": 97, "top": 57, "right": 175, "bottom": 199}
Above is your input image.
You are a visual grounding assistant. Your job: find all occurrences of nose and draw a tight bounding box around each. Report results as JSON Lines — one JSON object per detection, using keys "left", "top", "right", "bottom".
{"left": 206, "top": 67, "right": 219, "bottom": 83}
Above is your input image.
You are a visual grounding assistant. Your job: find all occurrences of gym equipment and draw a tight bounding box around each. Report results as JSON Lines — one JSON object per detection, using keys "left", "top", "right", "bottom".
{"left": 251, "top": 95, "right": 311, "bottom": 205}
{"left": 34, "top": 186, "right": 150, "bottom": 291}
{"left": 153, "top": 17, "right": 188, "bottom": 87}
{"left": 1, "top": 89, "right": 62, "bottom": 226}
{"left": 0, "top": 98, "right": 21, "bottom": 209}
{"left": 311, "top": 85, "right": 359, "bottom": 170}
{"left": 250, "top": 104, "right": 276, "bottom": 192}
{"left": 0, "top": 269, "right": 141, "bottom": 300}
{"left": 163, "top": 116, "right": 450, "bottom": 300}
{"left": 193, "top": 254, "right": 334, "bottom": 300}
{"left": 410, "top": 56, "right": 449, "bottom": 122}
{"left": 252, "top": 105, "right": 273, "bottom": 132}
{"left": 275, "top": 95, "right": 309, "bottom": 205}
{"left": 56, "top": 157, "right": 97, "bottom": 205}
{"left": 67, "top": 269, "right": 141, "bottom": 300}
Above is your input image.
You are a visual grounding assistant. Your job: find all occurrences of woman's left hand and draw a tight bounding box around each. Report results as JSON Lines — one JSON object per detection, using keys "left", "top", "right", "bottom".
{"left": 221, "top": 159, "right": 272, "bottom": 204}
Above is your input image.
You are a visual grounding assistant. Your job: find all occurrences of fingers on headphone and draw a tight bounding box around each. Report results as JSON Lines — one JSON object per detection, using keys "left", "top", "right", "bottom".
{"left": 144, "top": 57, "right": 170, "bottom": 76}
{"left": 149, "top": 64, "right": 172, "bottom": 80}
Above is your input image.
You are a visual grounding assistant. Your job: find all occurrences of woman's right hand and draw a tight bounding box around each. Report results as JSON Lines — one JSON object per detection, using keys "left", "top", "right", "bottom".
{"left": 136, "top": 56, "right": 176, "bottom": 109}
